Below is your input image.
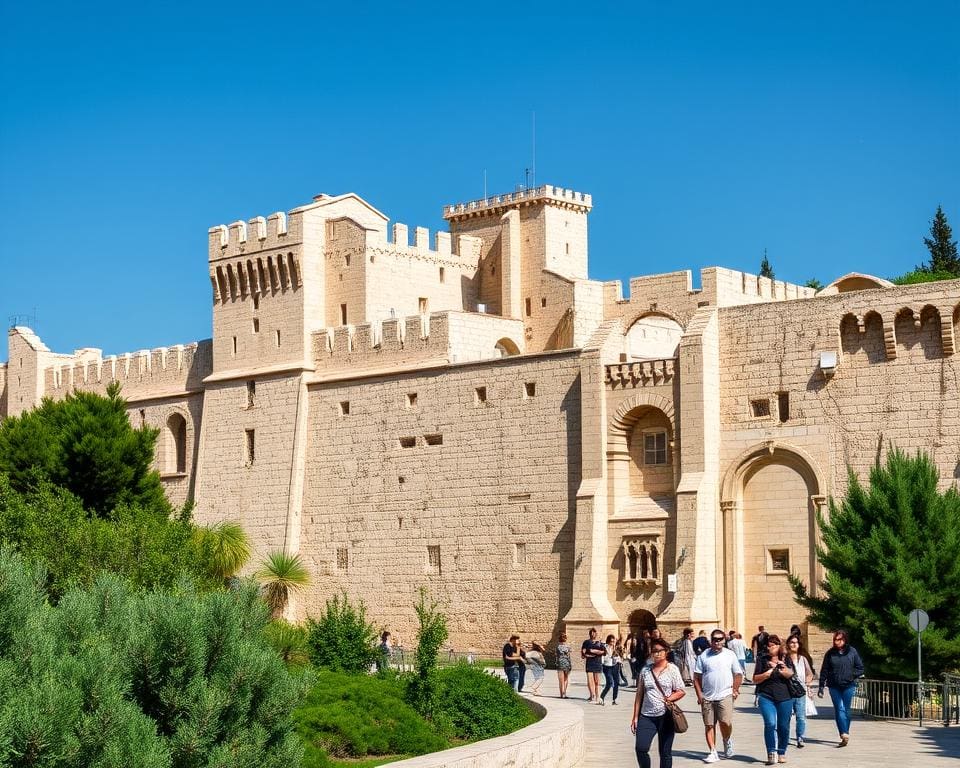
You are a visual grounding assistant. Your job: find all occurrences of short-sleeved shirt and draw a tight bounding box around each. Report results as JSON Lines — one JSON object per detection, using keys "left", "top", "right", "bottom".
{"left": 639, "top": 662, "right": 685, "bottom": 716}
{"left": 503, "top": 643, "right": 520, "bottom": 669}
{"left": 582, "top": 639, "right": 605, "bottom": 672}
{"left": 757, "top": 656, "right": 796, "bottom": 703}
{"left": 694, "top": 647, "right": 742, "bottom": 700}
{"left": 728, "top": 637, "right": 747, "bottom": 661}
{"left": 556, "top": 643, "right": 572, "bottom": 672}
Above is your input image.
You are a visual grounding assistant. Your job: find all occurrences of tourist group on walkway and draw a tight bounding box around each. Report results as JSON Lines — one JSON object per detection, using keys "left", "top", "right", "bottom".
{"left": 503, "top": 623, "right": 865, "bottom": 766}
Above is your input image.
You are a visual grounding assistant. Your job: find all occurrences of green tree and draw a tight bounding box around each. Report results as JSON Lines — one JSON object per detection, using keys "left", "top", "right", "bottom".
{"left": 199, "top": 519, "right": 252, "bottom": 584}
{"left": 256, "top": 551, "right": 310, "bottom": 618}
{"left": 0, "top": 547, "right": 306, "bottom": 767}
{"left": 305, "top": 591, "right": 379, "bottom": 673}
{"left": 804, "top": 278, "right": 824, "bottom": 291}
{"left": 790, "top": 449, "right": 960, "bottom": 679}
{"left": 0, "top": 382, "right": 167, "bottom": 517}
{"left": 759, "top": 249, "right": 775, "bottom": 279}
{"left": 406, "top": 588, "right": 448, "bottom": 718}
{"left": 923, "top": 205, "right": 960, "bottom": 276}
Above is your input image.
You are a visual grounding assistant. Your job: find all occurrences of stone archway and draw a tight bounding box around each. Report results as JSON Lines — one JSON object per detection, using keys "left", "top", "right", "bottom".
{"left": 720, "top": 442, "right": 826, "bottom": 636}
{"left": 627, "top": 608, "right": 657, "bottom": 633}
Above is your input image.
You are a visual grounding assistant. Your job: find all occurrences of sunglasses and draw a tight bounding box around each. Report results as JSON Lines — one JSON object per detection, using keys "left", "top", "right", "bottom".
{"left": 711, "top": 637, "right": 725, "bottom": 642}
{"left": 767, "top": 641, "right": 781, "bottom": 646}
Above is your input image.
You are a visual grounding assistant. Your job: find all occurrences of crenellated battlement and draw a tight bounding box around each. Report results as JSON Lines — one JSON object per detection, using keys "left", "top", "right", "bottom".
{"left": 442, "top": 184, "right": 593, "bottom": 220}
{"left": 703, "top": 267, "right": 816, "bottom": 305}
{"left": 357, "top": 225, "right": 483, "bottom": 266}
{"left": 309, "top": 310, "right": 525, "bottom": 376}
{"left": 209, "top": 211, "right": 294, "bottom": 262}
{"left": 44, "top": 340, "right": 212, "bottom": 399}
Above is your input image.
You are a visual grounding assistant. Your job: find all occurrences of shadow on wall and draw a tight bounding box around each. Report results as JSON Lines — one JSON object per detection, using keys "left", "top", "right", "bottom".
{"left": 550, "top": 374, "right": 582, "bottom": 643}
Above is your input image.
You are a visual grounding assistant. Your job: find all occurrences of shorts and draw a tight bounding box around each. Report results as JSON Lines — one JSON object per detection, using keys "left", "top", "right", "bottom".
{"left": 701, "top": 696, "right": 735, "bottom": 728}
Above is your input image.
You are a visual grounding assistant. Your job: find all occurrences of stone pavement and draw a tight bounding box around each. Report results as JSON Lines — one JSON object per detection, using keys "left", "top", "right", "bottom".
{"left": 519, "top": 670, "right": 960, "bottom": 767}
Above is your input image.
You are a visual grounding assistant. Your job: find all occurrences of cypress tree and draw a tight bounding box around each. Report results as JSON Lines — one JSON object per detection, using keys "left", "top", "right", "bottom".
{"left": 923, "top": 205, "right": 960, "bottom": 276}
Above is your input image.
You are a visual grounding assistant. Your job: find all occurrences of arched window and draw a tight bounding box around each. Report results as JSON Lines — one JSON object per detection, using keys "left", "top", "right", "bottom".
{"left": 627, "top": 545, "right": 638, "bottom": 580}
{"left": 165, "top": 413, "right": 187, "bottom": 474}
{"left": 625, "top": 314, "right": 683, "bottom": 360}
{"left": 494, "top": 337, "right": 521, "bottom": 357}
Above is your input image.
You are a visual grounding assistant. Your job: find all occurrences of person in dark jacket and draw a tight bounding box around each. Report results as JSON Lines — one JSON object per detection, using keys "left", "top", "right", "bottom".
{"left": 817, "top": 629, "right": 865, "bottom": 747}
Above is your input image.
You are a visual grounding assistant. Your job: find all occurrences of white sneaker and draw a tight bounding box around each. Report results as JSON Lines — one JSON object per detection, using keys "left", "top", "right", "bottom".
{"left": 724, "top": 739, "right": 734, "bottom": 758}
{"left": 704, "top": 751, "right": 720, "bottom": 764}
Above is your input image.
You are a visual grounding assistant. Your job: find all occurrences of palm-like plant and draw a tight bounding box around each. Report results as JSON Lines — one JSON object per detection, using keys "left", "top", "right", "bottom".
{"left": 201, "top": 521, "right": 252, "bottom": 584}
{"left": 255, "top": 551, "right": 310, "bottom": 618}
{"left": 264, "top": 619, "right": 310, "bottom": 667}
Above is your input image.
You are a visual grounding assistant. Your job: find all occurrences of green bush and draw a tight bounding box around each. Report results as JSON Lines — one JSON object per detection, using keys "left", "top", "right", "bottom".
{"left": 266, "top": 619, "right": 311, "bottom": 667}
{"left": 306, "top": 591, "right": 379, "bottom": 673}
{"left": 0, "top": 547, "right": 306, "bottom": 767}
{"left": 434, "top": 664, "right": 539, "bottom": 740}
{"left": 405, "top": 588, "right": 448, "bottom": 718}
{"left": 295, "top": 670, "right": 448, "bottom": 767}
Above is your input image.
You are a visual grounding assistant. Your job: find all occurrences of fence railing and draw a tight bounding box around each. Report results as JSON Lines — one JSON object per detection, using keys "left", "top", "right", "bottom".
{"left": 852, "top": 676, "right": 960, "bottom": 725}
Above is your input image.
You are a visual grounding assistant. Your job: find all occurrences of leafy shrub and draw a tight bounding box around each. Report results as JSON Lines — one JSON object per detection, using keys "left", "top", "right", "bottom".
{"left": 0, "top": 547, "right": 307, "bottom": 767}
{"left": 295, "top": 670, "right": 448, "bottom": 767}
{"left": 306, "top": 591, "right": 379, "bottom": 673}
{"left": 266, "top": 619, "right": 311, "bottom": 667}
{"left": 406, "top": 588, "right": 448, "bottom": 718}
{"left": 434, "top": 663, "right": 539, "bottom": 740}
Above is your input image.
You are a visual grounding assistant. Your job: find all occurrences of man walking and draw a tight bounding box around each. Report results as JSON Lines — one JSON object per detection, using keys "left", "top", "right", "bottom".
{"left": 694, "top": 629, "right": 744, "bottom": 763}
{"left": 502, "top": 634, "right": 525, "bottom": 692}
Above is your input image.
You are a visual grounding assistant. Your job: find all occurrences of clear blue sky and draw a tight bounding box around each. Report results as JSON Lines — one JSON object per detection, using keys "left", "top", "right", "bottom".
{"left": 2, "top": 1, "right": 958, "bottom": 357}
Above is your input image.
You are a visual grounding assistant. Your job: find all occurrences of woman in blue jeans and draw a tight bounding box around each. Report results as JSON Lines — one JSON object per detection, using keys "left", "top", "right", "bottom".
{"left": 753, "top": 634, "right": 796, "bottom": 765}
{"left": 818, "top": 629, "right": 865, "bottom": 747}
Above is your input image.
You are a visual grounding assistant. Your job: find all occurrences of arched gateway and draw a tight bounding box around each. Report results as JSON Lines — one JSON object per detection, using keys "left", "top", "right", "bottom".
{"left": 720, "top": 443, "right": 826, "bottom": 636}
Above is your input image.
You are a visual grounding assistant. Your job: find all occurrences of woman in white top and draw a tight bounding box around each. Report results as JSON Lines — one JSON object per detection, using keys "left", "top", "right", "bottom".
{"left": 631, "top": 638, "right": 686, "bottom": 768}
{"left": 525, "top": 641, "right": 546, "bottom": 695}
{"left": 599, "top": 634, "right": 620, "bottom": 704}
{"left": 784, "top": 635, "right": 814, "bottom": 748}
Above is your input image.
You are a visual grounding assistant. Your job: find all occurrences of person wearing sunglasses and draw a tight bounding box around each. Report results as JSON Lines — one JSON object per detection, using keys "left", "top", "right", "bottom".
{"left": 693, "top": 630, "right": 743, "bottom": 763}
{"left": 753, "top": 634, "right": 796, "bottom": 765}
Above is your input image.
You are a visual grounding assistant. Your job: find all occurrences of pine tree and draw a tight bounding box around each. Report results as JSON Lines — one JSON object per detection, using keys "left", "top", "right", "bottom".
{"left": 790, "top": 449, "right": 960, "bottom": 680}
{"left": 759, "top": 249, "right": 775, "bottom": 279}
{"left": 923, "top": 205, "right": 960, "bottom": 276}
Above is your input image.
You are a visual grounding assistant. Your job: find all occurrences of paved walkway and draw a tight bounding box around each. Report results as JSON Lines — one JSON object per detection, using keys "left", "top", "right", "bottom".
{"left": 519, "top": 670, "right": 960, "bottom": 767}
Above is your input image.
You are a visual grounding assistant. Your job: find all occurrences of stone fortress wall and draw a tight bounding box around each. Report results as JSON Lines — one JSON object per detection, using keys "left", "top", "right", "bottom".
{"left": 2, "top": 180, "right": 958, "bottom": 654}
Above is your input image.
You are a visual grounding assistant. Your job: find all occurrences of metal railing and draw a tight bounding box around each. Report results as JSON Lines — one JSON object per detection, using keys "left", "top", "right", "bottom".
{"left": 852, "top": 676, "right": 960, "bottom": 725}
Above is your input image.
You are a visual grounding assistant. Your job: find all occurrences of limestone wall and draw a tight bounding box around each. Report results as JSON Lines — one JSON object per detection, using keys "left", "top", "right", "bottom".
{"left": 0, "top": 363, "right": 6, "bottom": 417}
{"left": 297, "top": 351, "right": 583, "bottom": 652}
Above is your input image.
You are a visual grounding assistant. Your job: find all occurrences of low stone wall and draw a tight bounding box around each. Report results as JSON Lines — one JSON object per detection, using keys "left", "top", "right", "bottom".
{"left": 381, "top": 695, "right": 585, "bottom": 768}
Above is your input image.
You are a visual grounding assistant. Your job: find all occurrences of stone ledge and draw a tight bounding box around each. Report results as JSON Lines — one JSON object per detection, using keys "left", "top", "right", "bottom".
{"left": 381, "top": 693, "right": 584, "bottom": 768}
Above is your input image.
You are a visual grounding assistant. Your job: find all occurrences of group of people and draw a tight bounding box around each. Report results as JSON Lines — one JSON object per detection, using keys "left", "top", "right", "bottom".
{"left": 504, "top": 623, "right": 865, "bottom": 767}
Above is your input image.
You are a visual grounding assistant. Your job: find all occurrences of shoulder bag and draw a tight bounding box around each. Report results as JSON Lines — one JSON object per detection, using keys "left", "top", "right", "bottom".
{"left": 786, "top": 659, "right": 807, "bottom": 698}
{"left": 651, "top": 667, "right": 688, "bottom": 733}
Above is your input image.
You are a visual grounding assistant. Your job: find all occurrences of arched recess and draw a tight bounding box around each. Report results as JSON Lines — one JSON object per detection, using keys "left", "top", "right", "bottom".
{"left": 494, "top": 337, "right": 521, "bottom": 357}
{"left": 720, "top": 442, "right": 826, "bottom": 635}
{"left": 163, "top": 410, "right": 189, "bottom": 475}
{"left": 627, "top": 608, "right": 657, "bottom": 633}
{"left": 608, "top": 393, "right": 677, "bottom": 515}
{"left": 624, "top": 312, "right": 684, "bottom": 360}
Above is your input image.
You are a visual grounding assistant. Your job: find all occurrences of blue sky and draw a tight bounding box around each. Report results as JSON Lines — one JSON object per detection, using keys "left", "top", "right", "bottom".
{"left": 2, "top": 1, "right": 958, "bottom": 357}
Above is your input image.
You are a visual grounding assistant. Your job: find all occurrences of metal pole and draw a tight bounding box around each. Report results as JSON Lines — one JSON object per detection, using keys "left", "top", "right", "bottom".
{"left": 918, "top": 629, "right": 923, "bottom": 727}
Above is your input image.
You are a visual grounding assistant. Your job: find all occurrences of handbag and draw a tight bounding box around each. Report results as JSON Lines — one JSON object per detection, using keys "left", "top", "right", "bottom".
{"left": 650, "top": 668, "right": 689, "bottom": 733}
{"left": 805, "top": 694, "right": 817, "bottom": 716}
{"left": 786, "top": 659, "right": 806, "bottom": 698}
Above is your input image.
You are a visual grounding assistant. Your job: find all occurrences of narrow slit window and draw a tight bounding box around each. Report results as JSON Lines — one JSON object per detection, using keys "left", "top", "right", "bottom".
{"left": 340, "top": 303, "right": 348, "bottom": 325}
{"left": 427, "top": 545, "right": 441, "bottom": 574}
{"left": 419, "top": 297, "right": 428, "bottom": 314}
{"left": 777, "top": 392, "right": 790, "bottom": 422}
{"left": 439, "top": 267, "right": 445, "bottom": 283}
{"left": 525, "top": 297, "right": 532, "bottom": 316}
{"left": 339, "top": 401, "right": 350, "bottom": 416}
{"left": 246, "top": 380, "right": 256, "bottom": 408}
{"left": 275, "top": 330, "right": 281, "bottom": 347}
{"left": 232, "top": 336, "right": 238, "bottom": 356}
{"left": 541, "top": 297, "right": 547, "bottom": 308}
{"left": 514, "top": 542, "right": 526, "bottom": 565}
{"left": 524, "top": 382, "right": 536, "bottom": 399}
{"left": 406, "top": 392, "right": 417, "bottom": 408}
{"left": 252, "top": 318, "right": 260, "bottom": 333}
{"left": 244, "top": 429, "right": 255, "bottom": 466}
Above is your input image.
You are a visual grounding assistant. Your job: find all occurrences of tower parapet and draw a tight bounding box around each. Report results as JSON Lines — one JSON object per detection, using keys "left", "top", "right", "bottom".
{"left": 442, "top": 185, "right": 593, "bottom": 221}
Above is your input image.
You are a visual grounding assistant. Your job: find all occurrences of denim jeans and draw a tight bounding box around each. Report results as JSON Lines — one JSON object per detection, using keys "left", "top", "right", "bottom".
{"left": 829, "top": 683, "right": 857, "bottom": 735}
{"left": 634, "top": 712, "right": 674, "bottom": 768}
{"left": 758, "top": 695, "right": 793, "bottom": 755}
{"left": 505, "top": 666, "right": 520, "bottom": 691}
{"left": 790, "top": 696, "right": 807, "bottom": 739}
{"left": 601, "top": 665, "right": 620, "bottom": 701}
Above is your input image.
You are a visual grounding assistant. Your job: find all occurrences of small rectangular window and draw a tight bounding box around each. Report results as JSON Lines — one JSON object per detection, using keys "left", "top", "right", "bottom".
{"left": 439, "top": 267, "right": 445, "bottom": 283}
{"left": 644, "top": 432, "right": 668, "bottom": 465}
{"left": 778, "top": 392, "right": 790, "bottom": 422}
{"left": 253, "top": 295, "right": 260, "bottom": 310}
{"left": 336, "top": 547, "right": 349, "bottom": 571}
{"left": 565, "top": 242, "right": 570, "bottom": 255}
{"left": 139, "top": 409, "right": 146, "bottom": 427}
{"left": 424, "top": 433, "right": 443, "bottom": 446}
{"left": 246, "top": 380, "right": 256, "bottom": 408}
{"left": 419, "top": 297, "right": 428, "bottom": 314}
{"left": 275, "top": 330, "right": 281, "bottom": 347}
{"left": 514, "top": 542, "right": 527, "bottom": 565}
{"left": 541, "top": 297, "right": 547, "bottom": 308}
{"left": 340, "top": 303, "right": 348, "bottom": 325}
{"left": 339, "top": 400, "right": 350, "bottom": 416}
{"left": 751, "top": 398, "right": 771, "bottom": 418}
{"left": 232, "top": 336, "right": 238, "bottom": 356}
{"left": 406, "top": 392, "right": 417, "bottom": 408}
{"left": 474, "top": 386, "right": 487, "bottom": 404}
{"left": 244, "top": 429, "right": 255, "bottom": 466}
{"left": 427, "top": 545, "right": 441, "bottom": 574}
{"left": 524, "top": 382, "right": 536, "bottom": 399}
{"left": 252, "top": 318, "right": 260, "bottom": 333}
{"left": 399, "top": 436, "right": 416, "bottom": 449}
{"left": 769, "top": 548, "right": 790, "bottom": 573}
{"left": 525, "top": 297, "right": 532, "bottom": 316}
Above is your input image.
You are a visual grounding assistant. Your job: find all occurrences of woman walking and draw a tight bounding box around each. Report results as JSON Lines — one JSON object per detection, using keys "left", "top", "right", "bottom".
{"left": 817, "top": 629, "right": 865, "bottom": 747}
{"left": 630, "top": 637, "right": 686, "bottom": 768}
{"left": 784, "top": 636, "right": 814, "bottom": 748}
{"left": 600, "top": 634, "right": 620, "bottom": 705}
{"left": 581, "top": 628, "right": 606, "bottom": 703}
{"left": 555, "top": 632, "right": 572, "bottom": 698}
{"left": 525, "top": 641, "right": 547, "bottom": 695}
{"left": 616, "top": 636, "right": 630, "bottom": 686}
{"left": 753, "top": 634, "right": 796, "bottom": 764}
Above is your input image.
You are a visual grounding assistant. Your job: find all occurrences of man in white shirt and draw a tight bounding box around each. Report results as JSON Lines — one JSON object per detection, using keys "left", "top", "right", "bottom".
{"left": 694, "top": 629, "right": 744, "bottom": 763}
{"left": 727, "top": 631, "right": 749, "bottom": 681}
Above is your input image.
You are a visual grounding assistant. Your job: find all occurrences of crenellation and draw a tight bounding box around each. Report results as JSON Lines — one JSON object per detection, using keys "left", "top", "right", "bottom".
{"left": 414, "top": 226, "right": 429, "bottom": 250}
